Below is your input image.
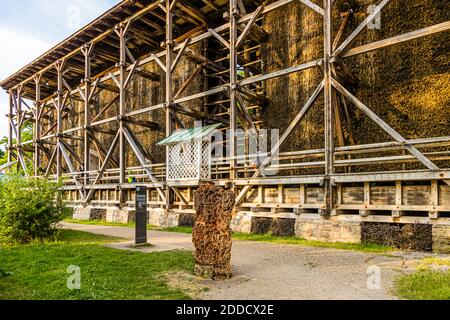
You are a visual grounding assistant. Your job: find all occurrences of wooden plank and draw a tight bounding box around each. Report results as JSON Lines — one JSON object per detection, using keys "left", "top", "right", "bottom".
{"left": 264, "top": 187, "right": 279, "bottom": 204}
{"left": 334, "top": 0, "right": 391, "bottom": 57}
{"left": 298, "top": 0, "right": 324, "bottom": 15}
{"left": 336, "top": 204, "right": 450, "bottom": 212}
{"left": 342, "top": 186, "right": 364, "bottom": 204}
{"left": 439, "top": 185, "right": 450, "bottom": 206}
{"left": 403, "top": 185, "right": 431, "bottom": 206}
{"left": 306, "top": 187, "right": 324, "bottom": 204}
{"left": 245, "top": 187, "right": 258, "bottom": 203}
{"left": 342, "top": 22, "right": 450, "bottom": 58}
{"left": 284, "top": 188, "right": 300, "bottom": 204}
{"left": 431, "top": 181, "right": 439, "bottom": 206}
{"left": 395, "top": 181, "right": 402, "bottom": 206}
{"left": 370, "top": 186, "right": 395, "bottom": 205}
{"left": 364, "top": 181, "right": 371, "bottom": 205}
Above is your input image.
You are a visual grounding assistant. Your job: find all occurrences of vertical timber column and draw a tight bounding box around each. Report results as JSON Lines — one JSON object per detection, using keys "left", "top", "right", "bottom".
{"left": 16, "top": 86, "right": 25, "bottom": 174}
{"left": 82, "top": 44, "right": 92, "bottom": 186}
{"left": 117, "top": 24, "right": 128, "bottom": 206}
{"left": 7, "top": 91, "right": 13, "bottom": 163}
{"left": 229, "top": 0, "right": 238, "bottom": 182}
{"left": 165, "top": 0, "right": 174, "bottom": 209}
{"left": 323, "top": 0, "right": 334, "bottom": 215}
{"left": 34, "top": 75, "right": 42, "bottom": 177}
{"left": 55, "top": 60, "right": 65, "bottom": 179}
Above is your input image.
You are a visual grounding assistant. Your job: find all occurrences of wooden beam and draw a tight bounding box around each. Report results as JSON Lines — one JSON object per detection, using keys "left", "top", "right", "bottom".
{"left": 334, "top": 0, "right": 391, "bottom": 57}
{"left": 298, "top": 0, "right": 324, "bottom": 16}
{"left": 341, "top": 21, "right": 450, "bottom": 58}
{"left": 236, "top": 80, "right": 324, "bottom": 205}
{"left": 332, "top": 78, "right": 439, "bottom": 171}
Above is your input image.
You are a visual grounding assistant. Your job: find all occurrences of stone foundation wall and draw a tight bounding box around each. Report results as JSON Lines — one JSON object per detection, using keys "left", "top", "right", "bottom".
{"left": 106, "top": 208, "right": 135, "bottom": 224}
{"left": 295, "top": 217, "right": 362, "bottom": 243}
{"left": 433, "top": 225, "right": 450, "bottom": 254}
{"left": 73, "top": 207, "right": 106, "bottom": 221}
{"left": 148, "top": 209, "right": 179, "bottom": 228}
{"left": 230, "top": 212, "right": 252, "bottom": 233}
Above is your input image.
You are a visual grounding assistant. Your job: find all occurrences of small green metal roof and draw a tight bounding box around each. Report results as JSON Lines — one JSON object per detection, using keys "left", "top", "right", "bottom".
{"left": 157, "top": 123, "right": 222, "bottom": 146}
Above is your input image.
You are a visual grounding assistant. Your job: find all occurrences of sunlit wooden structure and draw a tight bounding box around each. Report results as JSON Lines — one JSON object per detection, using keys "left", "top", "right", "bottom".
{"left": 1, "top": 0, "right": 449, "bottom": 235}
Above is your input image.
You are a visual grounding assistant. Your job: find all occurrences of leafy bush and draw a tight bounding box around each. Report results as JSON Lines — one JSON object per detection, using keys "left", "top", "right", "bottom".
{"left": 0, "top": 268, "right": 12, "bottom": 278}
{"left": 0, "top": 176, "right": 67, "bottom": 243}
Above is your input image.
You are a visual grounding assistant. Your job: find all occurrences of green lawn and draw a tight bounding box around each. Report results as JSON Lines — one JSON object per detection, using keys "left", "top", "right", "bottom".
{"left": 0, "top": 230, "right": 194, "bottom": 300}
{"left": 64, "top": 218, "right": 137, "bottom": 229}
{"left": 395, "top": 258, "right": 450, "bottom": 300}
{"left": 64, "top": 219, "right": 392, "bottom": 253}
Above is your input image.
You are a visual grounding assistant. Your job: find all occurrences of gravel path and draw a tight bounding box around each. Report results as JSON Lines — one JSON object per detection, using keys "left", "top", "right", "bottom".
{"left": 62, "top": 222, "right": 430, "bottom": 300}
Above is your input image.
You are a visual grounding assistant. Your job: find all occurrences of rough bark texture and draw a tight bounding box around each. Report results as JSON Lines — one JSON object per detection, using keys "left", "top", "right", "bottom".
{"left": 193, "top": 183, "right": 235, "bottom": 279}
{"left": 361, "top": 222, "right": 433, "bottom": 251}
{"left": 251, "top": 217, "right": 296, "bottom": 236}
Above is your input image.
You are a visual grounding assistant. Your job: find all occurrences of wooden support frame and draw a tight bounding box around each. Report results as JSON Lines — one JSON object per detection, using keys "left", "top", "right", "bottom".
{"left": 0, "top": 0, "right": 448, "bottom": 222}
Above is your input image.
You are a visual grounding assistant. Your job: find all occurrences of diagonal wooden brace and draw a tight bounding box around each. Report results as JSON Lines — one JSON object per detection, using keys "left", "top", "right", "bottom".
{"left": 332, "top": 78, "right": 439, "bottom": 171}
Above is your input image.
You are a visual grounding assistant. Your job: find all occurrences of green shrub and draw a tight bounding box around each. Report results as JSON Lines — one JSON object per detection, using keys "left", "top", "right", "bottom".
{"left": 0, "top": 176, "right": 67, "bottom": 243}
{"left": 0, "top": 268, "right": 12, "bottom": 278}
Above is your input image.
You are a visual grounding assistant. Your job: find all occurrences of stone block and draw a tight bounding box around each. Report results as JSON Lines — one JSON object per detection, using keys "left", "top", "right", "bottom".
{"left": 433, "top": 225, "right": 450, "bottom": 254}
{"left": 73, "top": 207, "right": 106, "bottom": 221}
{"left": 230, "top": 212, "right": 252, "bottom": 233}
{"left": 106, "top": 208, "right": 135, "bottom": 223}
{"left": 295, "top": 217, "right": 361, "bottom": 243}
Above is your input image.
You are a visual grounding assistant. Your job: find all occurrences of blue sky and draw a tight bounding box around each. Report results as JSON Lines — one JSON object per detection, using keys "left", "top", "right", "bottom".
{"left": 0, "top": 0, "right": 120, "bottom": 150}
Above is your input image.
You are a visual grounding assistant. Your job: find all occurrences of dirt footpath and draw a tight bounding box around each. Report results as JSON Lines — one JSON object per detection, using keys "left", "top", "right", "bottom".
{"left": 63, "top": 222, "right": 433, "bottom": 300}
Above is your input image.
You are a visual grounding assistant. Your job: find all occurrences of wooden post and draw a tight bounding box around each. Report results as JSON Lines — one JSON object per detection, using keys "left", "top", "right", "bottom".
{"left": 116, "top": 23, "right": 128, "bottom": 206}
{"left": 15, "top": 85, "right": 28, "bottom": 175}
{"left": 360, "top": 181, "right": 371, "bottom": 217}
{"left": 430, "top": 180, "right": 439, "bottom": 219}
{"left": 7, "top": 91, "right": 13, "bottom": 164}
{"left": 323, "top": 0, "right": 334, "bottom": 215}
{"left": 165, "top": 0, "right": 174, "bottom": 210}
{"left": 229, "top": 0, "right": 238, "bottom": 181}
{"left": 16, "top": 87, "right": 22, "bottom": 151}
{"left": 55, "top": 60, "right": 65, "bottom": 179}
{"left": 34, "top": 75, "right": 42, "bottom": 177}
{"left": 82, "top": 43, "right": 93, "bottom": 186}
{"left": 300, "top": 185, "right": 306, "bottom": 206}
{"left": 393, "top": 180, "right": 403, "bottom": 217}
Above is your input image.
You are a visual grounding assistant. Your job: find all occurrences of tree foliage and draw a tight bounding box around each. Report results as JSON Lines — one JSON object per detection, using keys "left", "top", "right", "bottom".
{"left": 0, "top": 175, "right": 68, "bottom": 243}
{"left": 0, "top": 122, "right": 33, "bottom": 168}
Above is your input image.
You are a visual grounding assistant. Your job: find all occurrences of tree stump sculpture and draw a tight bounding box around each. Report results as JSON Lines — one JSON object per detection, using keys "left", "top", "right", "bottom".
{"left": 193, "top": 183, "right": 235, "bottom": 279}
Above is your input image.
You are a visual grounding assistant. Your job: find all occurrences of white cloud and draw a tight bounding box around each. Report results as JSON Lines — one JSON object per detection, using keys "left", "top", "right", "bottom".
{"left": 0, "top": 0, "right": 119, "bottom": 148}
{"left": 0, "top": 27, "right": 52, "bottom": 145}
{"left": 0, "top": 27, "right": 52, "bottom": 78}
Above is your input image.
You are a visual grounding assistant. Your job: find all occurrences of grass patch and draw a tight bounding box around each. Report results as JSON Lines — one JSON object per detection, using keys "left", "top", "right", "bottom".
{"left": 160, "top": 226, "right": 193, "bottom": 234}
{"left": 395, "top": 257, "right": 450, "bottom": 300}
{"left": 64, "top": 218, "right": 137, "bottom": 229}
{"left": 52, "top": 229, "right": 125, "bottom": 244}
{"left": 64, "top": 218, "right": 192, "bottom": 234}
{"left": 396, "top": 271, "right": 450, "bottom": 300}
{"left": 0, "top": 230, "right": 194, "bottom": 300}
{"left": 416, "top": 257, "right": 450, "bottom": 271}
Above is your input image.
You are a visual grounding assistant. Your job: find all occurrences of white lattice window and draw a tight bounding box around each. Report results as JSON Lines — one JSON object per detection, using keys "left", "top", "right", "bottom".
{"left": 157, "top": 124, "right": 220, "bottom": 183}
{"left": 166, "top": 140, "right": 211, "bottom": 182}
